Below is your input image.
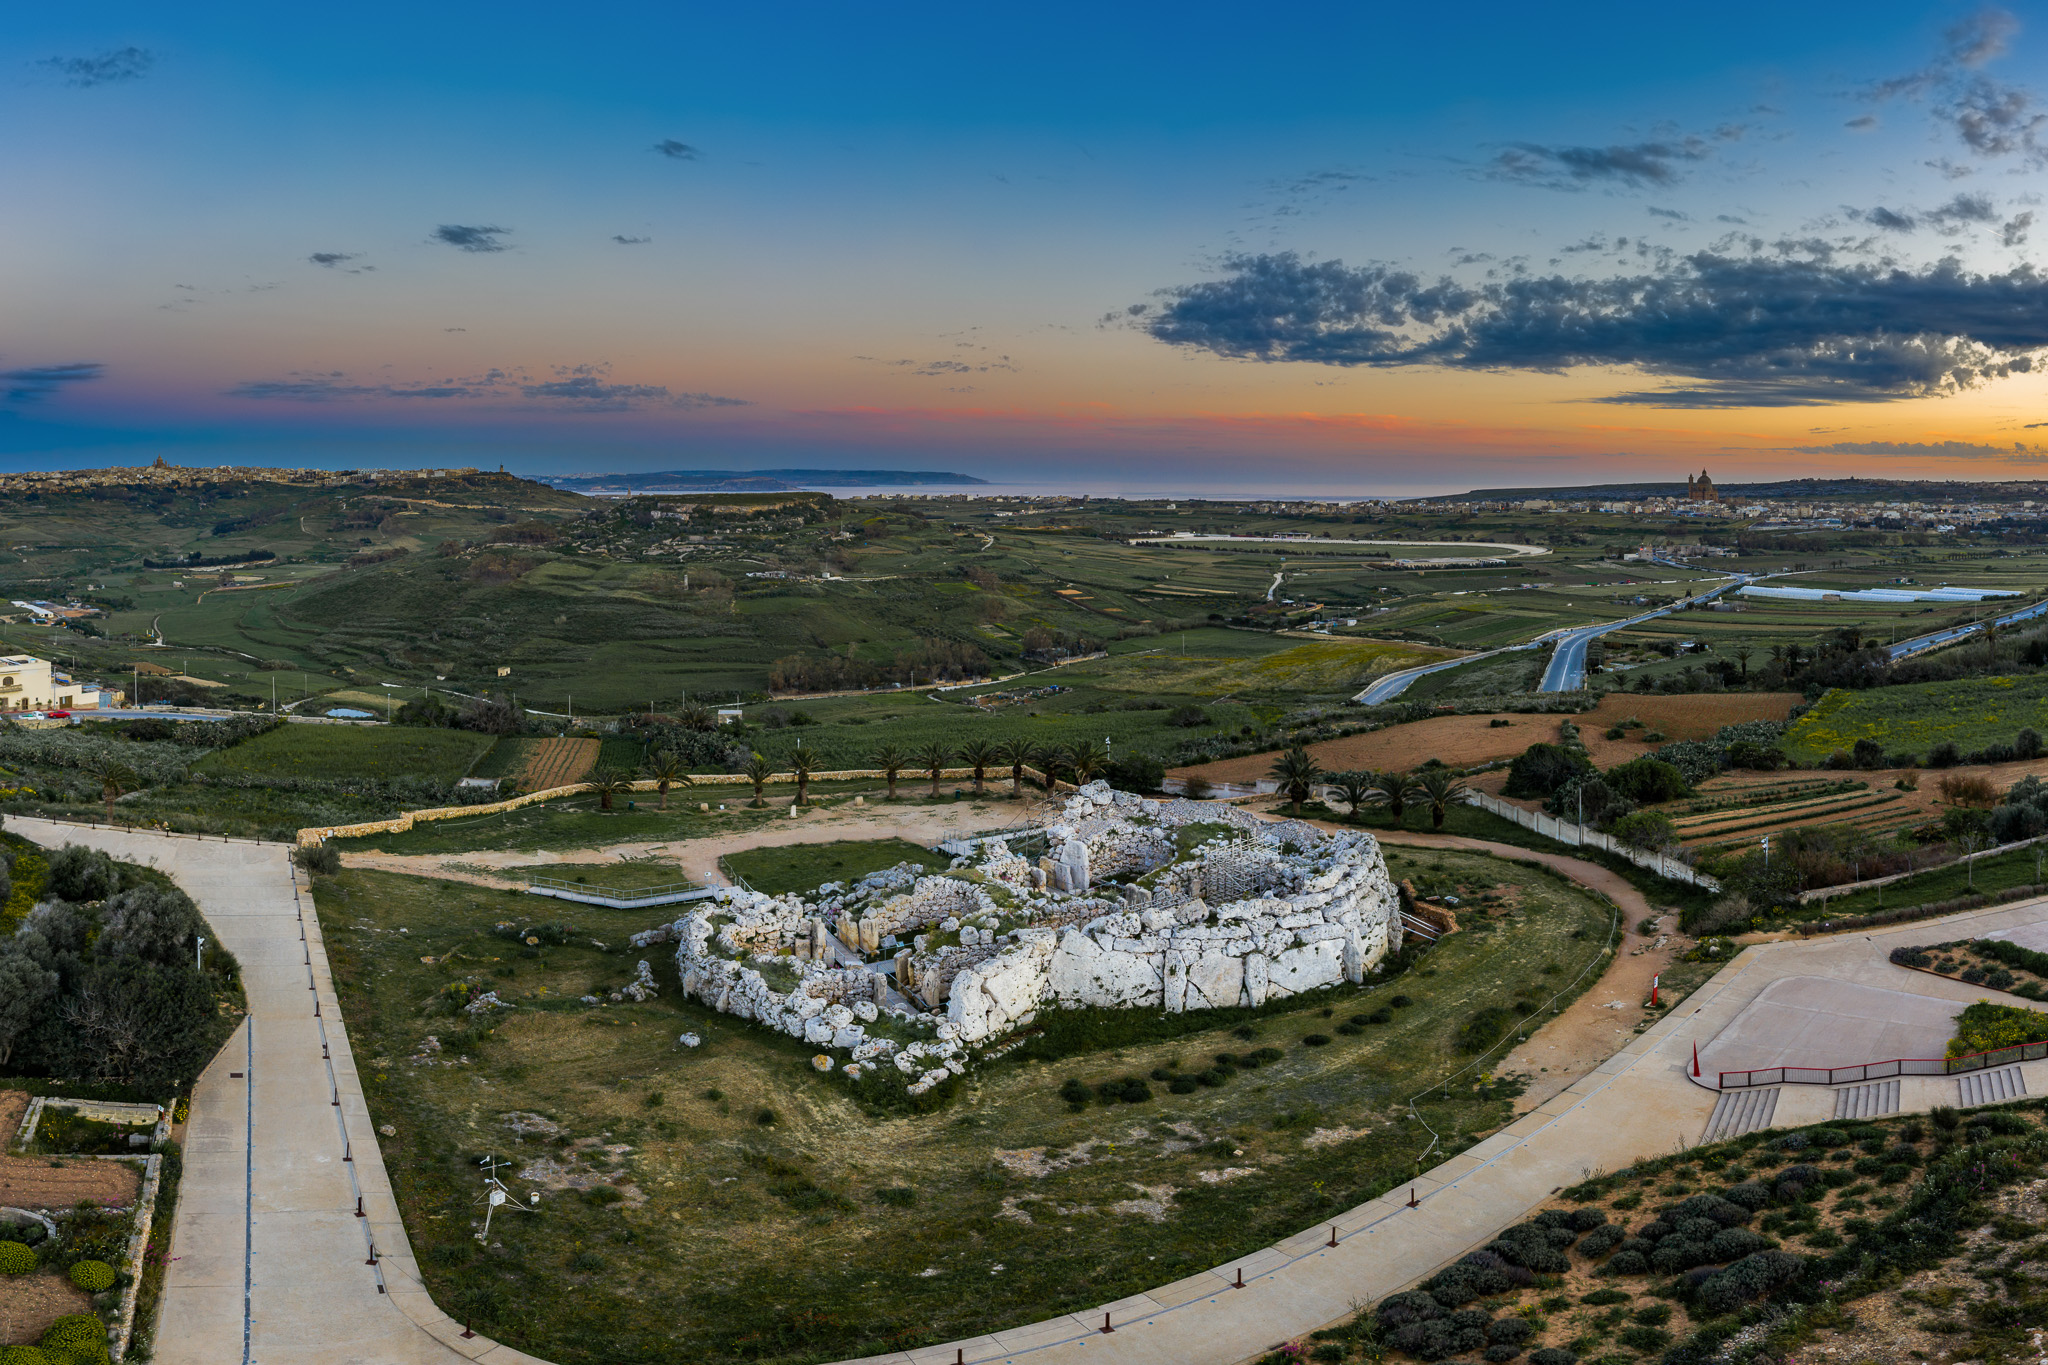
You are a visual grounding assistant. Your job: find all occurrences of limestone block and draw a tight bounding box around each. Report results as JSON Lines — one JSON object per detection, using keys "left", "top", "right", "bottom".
{"left": 1184, "top": 953, "right": 1244, "bottom": 1011}
{"left": 853, "top": 1000, "right": 879, "bottom": 1023}
{"left": 1269, "top": 939, "right": 1344, "bottom": 998}
{"left": 1162, "top": 949, "right": 1189, "bottom": 1013}
{"left": 1343, "top": 929, "right": 1365, "bottom": 984}
{"left": 1243, "top": 952, "right": 1269, "bottom": 1008}
{"left": 1297, "top": 923, "right": 1348, "bottom": 944}
{"left": 823, "top": 1003, "right": 855, "bottom": 1028}
{"left": 832, "top": 1025, "right": 866, "bottom": 1050}
{"left": 804, "top": 1015, "right": 834, "bottom": 1045}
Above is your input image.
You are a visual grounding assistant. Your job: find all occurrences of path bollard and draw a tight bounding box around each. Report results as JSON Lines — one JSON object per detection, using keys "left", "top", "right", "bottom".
{"left": 1099, "top": 1313, "right": 1114, "bottom": 1335}
{"left": 1407, "top": 1187, "right": 1419, "bottom": 1208}
{"left": 463, "top": 1322, "right": 476, "bottom": 1340}
{"left": 1328, "top": 1225, "right": 1339, "bottom": 1247}
{"left": 355, "top": 1196, "right": 365, "bottom": 1218}
{"left": 1232, "top": 1267, "right": 1245, "bottom": 1289}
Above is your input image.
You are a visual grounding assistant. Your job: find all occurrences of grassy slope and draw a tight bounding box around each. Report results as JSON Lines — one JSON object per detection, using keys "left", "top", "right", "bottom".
{"left": 1784, "top": 676, "right": 2048, "bottom": 763}
{"left": 321, "top": 847, "right": 1615, "bottom": 1365}
{"left": 720, "top": 838, "right": 952, "bottom": 895}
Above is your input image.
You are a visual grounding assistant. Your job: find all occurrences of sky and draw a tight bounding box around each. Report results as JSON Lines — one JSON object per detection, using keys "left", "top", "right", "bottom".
{"left": 8, "top": 2, "right": 2048, "bottom": 496}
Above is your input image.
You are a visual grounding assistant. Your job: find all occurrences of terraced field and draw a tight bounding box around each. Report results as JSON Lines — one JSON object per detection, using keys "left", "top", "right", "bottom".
{"left": 515, "top": 736, "right": 601, "bottom": 790}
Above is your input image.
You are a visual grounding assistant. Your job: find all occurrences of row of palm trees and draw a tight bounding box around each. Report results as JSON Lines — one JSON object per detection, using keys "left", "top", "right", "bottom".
{"left": 580, "top": 735, "right": 1108, "bottom": 811}
{"left": 1267, "top": 746, "right": 1469, "bottom": 829}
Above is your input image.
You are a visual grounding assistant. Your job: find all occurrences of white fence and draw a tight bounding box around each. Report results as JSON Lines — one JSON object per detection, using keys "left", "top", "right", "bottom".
{"left": 1463, "top": 791, "right": 1721, "bottom": 891}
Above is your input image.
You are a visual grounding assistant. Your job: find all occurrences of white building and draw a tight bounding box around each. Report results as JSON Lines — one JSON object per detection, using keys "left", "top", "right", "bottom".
{"left": 0, "top": 655, "right": 114, "bottom": 711}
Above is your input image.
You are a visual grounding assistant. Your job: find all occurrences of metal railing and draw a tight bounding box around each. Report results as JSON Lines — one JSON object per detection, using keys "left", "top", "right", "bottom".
{"left": 526, "top": 874, "right": 709, "bottom": 907}
{"left": 1718, "top": 1038, "right": 2048, "bottom": 1089}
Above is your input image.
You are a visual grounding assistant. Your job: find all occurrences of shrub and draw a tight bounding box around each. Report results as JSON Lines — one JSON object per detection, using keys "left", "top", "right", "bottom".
{"left": 1722, "top": 1181, "right": 1770, "bottom": 1210}
{"left": 1488, "top": 1318, "right": 1534, "bottom": 1346}
{"left": 1693, "top": 1249, "right": 1807, "bottom": 1315}
{"left": 39, "top": 1316, "right": 106, "bottom": 1351}
{"left": 1650, "top": 1238, "right": 1710, "bottom": 1272}
{"left": 1604, "top": 1248, "right": 1648, "bottom": 1275}
{"left": 581, "top": 1185, "right": 625, "bottom": 1207}
{"left": 1390, "top": 995, "right": 1414, "bottom": 1007}
{"left": 1302, "top": 1034, "right": 1332, "bottom": 1047}
{"left": 67, "top": 1261, "right": 115, "bottom": 1293}
{"left": 1581, "top": 1288, "right": 1630, "bottom": 1305}
{"left": 1058, "top": 1078, "right": 1092, "bottom": 1106}
{"left": 1605, "top": 757, "right": 1690, "bottom": 803}
{"left": 1484, "top": 1346, "right": 1522, "bottom": 1362}
{"left": 1, "top": 1347, "right": 53, "bottom": 1365}
{"left": 1377, "top": 1290, "right": 1444, "bottom": 1327}
{"left": 1528, "top": 1349, "right": 1578, "bottom": 1365}
{"left": 0, "top": 1242, "right": 34, "bottom": 1275}
{"left": 874, "top": 1186, "right": 917, "bottom": 1206}
{"left": 1456, "top": 1007, "right": 1520, "bottom": 1055}
{"left": 1094, "top": 1077, "right": 1152, "bottom": 1104}
{"left": 1577, "top": 1224, "right": 1625, "bottom": 1257}
{"left": 1168, "top": 1077, "right": 1198, "bottom": 1094}
{"left": 1672, "top": 1193, "right": 1751, "bottom": 1226}
{"left": 1609, "top": 810, "right": 1679, "bottom": 851}
{"left": 1567, "top": 1207, "right": 1608, "bottom": 1232}
{"left": 1708, "top": 1227, "right": 1770, "bottom": 1262}
{"left": 292, "top": 843, "right": 342, "bottom": 876}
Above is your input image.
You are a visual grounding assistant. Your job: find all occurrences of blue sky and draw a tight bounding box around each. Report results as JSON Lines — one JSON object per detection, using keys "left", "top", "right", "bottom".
{"left": 6, "top": 2, "right": 2048, "bottom": 493}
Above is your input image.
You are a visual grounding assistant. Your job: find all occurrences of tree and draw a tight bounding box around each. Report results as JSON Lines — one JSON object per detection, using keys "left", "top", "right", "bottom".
{"left": 915, "top": 740, "right": 954, "bottom": 798}
{"left": 1370, "top": 770, "right": 1419, "bottom": 823}
{"left": 1415, "top": 768, "right": 1468, "bottom": 829}
{"left": 1032, "top": 741, "right": 1065, "bottom": 789}
{"left": 678, "top": 703, "right": 716, "bottom": 732}
{"left": 1610, "top": 810, "right": 1679, "bottom": 851}
{"left": 957, "top": 738, "right": 997, "bottom": 796}
{"left": 788, "top": 742, "right": 818, "bottom": 806}
{"left": 0, "top": 945, "right": 57, "bottom": 1068}
{"left": 1503, "top": 743, "right": 1591, "bottom": 799}
{"left": 641, "top": 750, "right": 692, "bottom": 810}
{"left": 741, "top": 752, "right": 774, "bottom": 807}
{"left": 86, "top": 759, "right": 140, "bottom": 822}
{"left": 1269, "top": 745, "right": 1321, "bottom": 815}
{"left": 585, "top": 766, "right": 631, "bottom": 811}
{"left": 1068, "top": 741, "right": 1109, "bottom": 786}
{"left": 1734, "top": 644, "right": 1753, "bottom": 681}
{"left": 995, "top": 737, "right": 1036, "bottom": 798}
{"left": 1329, "top": 770, "right": 1376, "bottom": 821}
{"left": 871, "top": 744, "right": 908, "bottom": 800}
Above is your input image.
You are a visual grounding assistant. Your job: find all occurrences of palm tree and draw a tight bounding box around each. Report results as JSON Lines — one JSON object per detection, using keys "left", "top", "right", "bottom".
{"left": 87, "top": 758, "right": 139, "bottom": 821}
{"left": 1068, "top": 740, "right": 1109, "bottom": 786}
{"left": 1733, "top": 644, "right": 1753, "bottom": 681}
{"left": 871, "top": 743, "right": 908, "bottom": 800}
{"left": 1329, "top": 770, "right": 1375, "bottom": 821}
{"left": 641, "top": 750, "right": 692, "bottom": 810}
{"left": 741, "top": 752, "right": 774, "bottom": 807}
{"left": 678, "top": 702, "right": 716, "bottom": 731}
{"left": 788, "top": 742, "right": 818, "bottom": 806}
{"left": 1415, "top": 768, "right": 1469, "bottom": 830}
{"left": 915, "top": 740, "right": 953, "bottom": 798}
{"left": 1269, "top": 746, "right": 1321, "bottom": 815}
{"left": 1370, "top": 770, "right": 1418, "bottom": 824}
{"left": 586, "top": 766, "right": 632, "bottom": 812}
{"left": 995, "top": 736, "right": 1036, "bottom": 797}
{"left": 1029, "top": 741, "right": 1063, "bottom": 790}
{"left": 958, "top": 738, "right": 997, "bottom": 796}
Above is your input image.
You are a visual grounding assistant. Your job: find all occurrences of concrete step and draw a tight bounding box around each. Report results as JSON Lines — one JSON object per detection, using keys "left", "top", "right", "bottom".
{"left": 1703, "top": 1086, "right": 1779, "bottom": 1143}
{"left": 1959, "top": 1065, "right": 2028, "bottom": 1108}
{"left": 1832, "top": 1079, "right": 1900, "bottom": 1121}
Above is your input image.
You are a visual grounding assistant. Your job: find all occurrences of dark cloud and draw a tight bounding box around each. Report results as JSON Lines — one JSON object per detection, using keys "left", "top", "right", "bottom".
{"left": 37, "top": 47, "right": 153, "bottom": 87}
{"left": 1846, "top": 115, "right": 1880, "bottom": 130}
{"left": 611, "top": 235, "right": 650, "bottom": 245}
{"left": 652, "top": 139, "right": 700, "bottom": 160}
{"left": 1646, "top": 207, "right": 1690, "bottom": 221}
{"left": 1849, "top": 193, "right": 1999, "bottom": 235}
{"left": 1789, "top": 439, "right": 2041, "bottom": 458}
{"left": 1859, "top": 206, "right": 1919, "bottom": 232}
{"left": 308, "top": 252, "right": 358, "bottom": 267}
{"left": 1715, "top": 214, "right": 1749, "bottom": 225}
{"left": 229, "top": 374, "right": 489, "bottom": 401}
{"left": 1487, "top": 139, "right": 1710, "bottom": 190}
{"left": 2005, "top": 211, "right": 2036, "bottom": 246}
{"left": 431, "top": 224, "right": 510, "bottom": 253}
{"left": 1871, "top": 8, "right": 2046, "bottom": 166}
{"left": 1142, "top": 249, "right": 2048, "bottom": 407}
{"left": 1, "top": 362, "right": 103, "bottom": 405}
{"left": 228, "top": 363, "right": 741, "bottom": 412}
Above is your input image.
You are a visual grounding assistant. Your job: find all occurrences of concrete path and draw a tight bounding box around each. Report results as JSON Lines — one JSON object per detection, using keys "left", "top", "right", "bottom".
{"left": 9, "top": 819, "right": 540, "bottom": 1365}
{"left": 25, "top": 813, "right": 2048, "bottom": 1365}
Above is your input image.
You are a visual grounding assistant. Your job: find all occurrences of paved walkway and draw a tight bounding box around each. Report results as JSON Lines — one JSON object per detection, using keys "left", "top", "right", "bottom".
{"left": 25, "top": 815, "right": 2048, "bottom": 1365}
{"left": 10, "top": 820, "right": 539, "bottom": 1365}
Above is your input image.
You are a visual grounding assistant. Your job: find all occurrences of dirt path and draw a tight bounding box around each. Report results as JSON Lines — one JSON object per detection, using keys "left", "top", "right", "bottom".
{"left": 1338, "top": 828, "right": 1687, "bottom": 1114}
{"left": 340, "top": 796, "right": 1048, "bottom": 890}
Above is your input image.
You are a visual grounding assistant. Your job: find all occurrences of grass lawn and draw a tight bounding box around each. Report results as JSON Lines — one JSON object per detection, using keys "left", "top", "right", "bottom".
{"left": 321, "top": 846, "right": 1618, "bottom": 1365}
{"left": 1784, "top": 675, "right": 2048, "bottom": 764}
{"left": 1798, "top": 843, "right": 2048, "bottom": 923}
{"left": 509, "top": 860, "right": 696, "bottom": 891}
{"left": 195, "top": 724, "right": 496, "bottom": 782}
{"left": 719, "top": 838, "right": 951, "bottom": 895}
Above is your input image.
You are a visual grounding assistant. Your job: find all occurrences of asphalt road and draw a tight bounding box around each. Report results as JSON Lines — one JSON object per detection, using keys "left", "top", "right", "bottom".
{"left": 1887, "top": 595, "right": 2048, "bottom": 661}
{"left": 1537, "top": 571, "right": 1746, "bottom": 692}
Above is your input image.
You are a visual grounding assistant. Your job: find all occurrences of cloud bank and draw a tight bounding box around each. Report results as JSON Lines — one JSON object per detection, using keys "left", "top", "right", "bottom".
{"left": 1142, "top": 250, "right": 2048, "bottom": 406}
{"left": 38, "top": 47, "right": 153, "bottom": 87}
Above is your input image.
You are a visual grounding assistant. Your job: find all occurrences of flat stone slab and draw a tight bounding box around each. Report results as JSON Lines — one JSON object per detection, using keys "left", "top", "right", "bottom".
{"left": 1700, "top": 974, "right": 1960, "bottom": 1076}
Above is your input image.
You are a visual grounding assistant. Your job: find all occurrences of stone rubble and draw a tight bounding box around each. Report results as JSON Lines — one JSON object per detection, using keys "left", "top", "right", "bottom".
{"left": 657, "top": 782, "right": 1400, "bottom": 1082}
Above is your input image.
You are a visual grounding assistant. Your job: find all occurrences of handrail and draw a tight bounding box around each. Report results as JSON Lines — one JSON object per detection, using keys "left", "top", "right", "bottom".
{"left": 1717, "top": 1037, "right": 2048, "bottom": 1088}
{"left": 527, "top": 873, "right": 696, "bottom": 897}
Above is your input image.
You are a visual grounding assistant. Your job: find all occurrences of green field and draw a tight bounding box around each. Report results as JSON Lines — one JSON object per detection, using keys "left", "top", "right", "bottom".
{"left": 1783, "top": 675, "right": 2048, "bottom": 763}
{"left": 320, "top": 845, "right": 1618, "bottom": 1365}
{"left": 720, "top": 837, "right": 952, "bottom": 894}
{"left": 194, "top": 724, "right": 497, "bottom": 782}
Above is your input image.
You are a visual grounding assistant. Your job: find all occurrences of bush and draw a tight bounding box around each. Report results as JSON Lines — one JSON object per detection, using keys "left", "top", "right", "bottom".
{"left": 1605, "top": 1248, "right": 1648, "bottom": 1275}
{"left": 581, "top": 1185, "right": 625, "bottom": 1206}
{"left": 1693, "top": 1249, "right": 1807, "bottom": 1315}
{"left": 1488, "top": 1318, "right": 1534, "bottom": 1346}
{"left": 293, "top": 843, "right": 341, "bottom": 876}
{"left": 1504, "top": 744, "right": 1592, "bottom": 799}
{"left": 1, "top": 1347, "right": 54, "bottom": 1365}
{"left": 46, "top": 845, "right": 121, "bottom": 902}
{"left": 1650, "top": 1238, "right": 1709, "bottom": 1272}
{"left": 1058, "top": 1078, "right": 1091, "bottom": 1106}
{"left": 1528, "top": 1350, "right": 1578, "bottom": 1365}
{"left": 1456, "top": 1006, "right": 1520, "bottom": 1055}
{"left": 874, "top": 1186, "right": 917, "bottom": 1206}
{"left": 1708, "top": 1227, "right": 1770, "bottom": 1262}
{"left": 67, "top": 1261, "right": 115, "bottom": 1293}
{"left": 1168, "top": 1077, "right": 1199, "bottom": 1094}
{"left": 1605, "top": 757, "right": 1690, "bottom": 803}
{"left": 1576, "top": 1223, "right": 1625, "bottom": 1257}
{"left": 0, "top": 1241, "right": 34, "bottom": 1274}
{"left": 1094, "top": 1077, "right": 1152, "bottom": 1104}
{"left": 1609, "top": 810, "right": 1679, "bottom": 851}
{"left": 38, "top": 1315, "right": 107, "bottom": 1352}
{"left": 1722, "top": 1181, "right": 1770, "bottom": 1210}
{"left": 1302, "top": 1033, "right": 1332, "bottom": 1047}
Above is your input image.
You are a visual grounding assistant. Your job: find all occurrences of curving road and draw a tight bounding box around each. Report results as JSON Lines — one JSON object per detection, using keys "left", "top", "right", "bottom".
{"left": 1887, "top": 593, "right": 2048, "bottom": 661}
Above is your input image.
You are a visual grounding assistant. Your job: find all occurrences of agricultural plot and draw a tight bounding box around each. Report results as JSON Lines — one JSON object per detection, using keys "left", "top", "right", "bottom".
{"left": 1783, "top": 676, "right": 2048, "bottom": 765}
{"left": 321, "top": 847, "right": 1616, "bottom": 1365}
{"left": 514, "top": 737, "right": 601, "bottom": 790}
{"left": 193, "top": 724, "right": 496, "bottom": 783}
